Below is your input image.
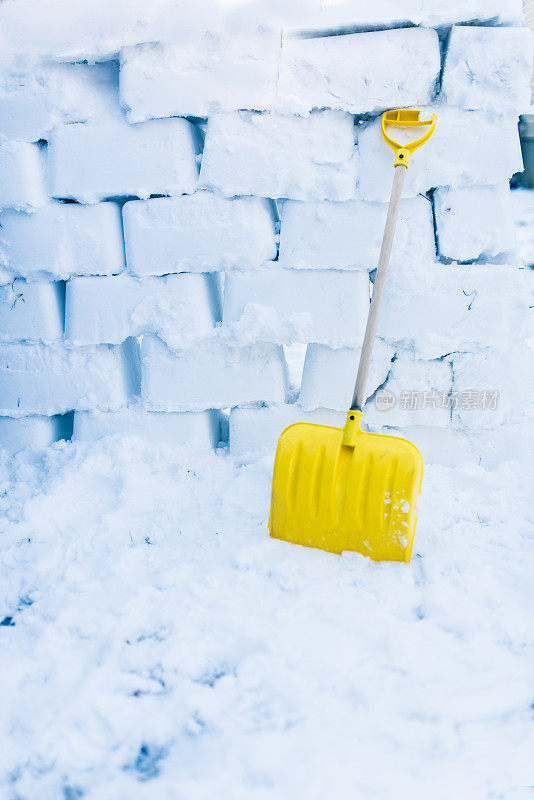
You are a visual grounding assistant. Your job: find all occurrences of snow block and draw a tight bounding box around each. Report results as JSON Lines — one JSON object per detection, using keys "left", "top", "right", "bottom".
{"left": 229, "top": 404, "right": 344, "bottom": 460}
{"left": 378, "top": 263, "right": 531, "bottom": 359}
{"left": 65, "top": 272, "right": 217, "bottom": 347}
{"left": 0, "top": 279, "right": 63, "bottom": 343}
{"left": 222, "top": 269, "right": 370, "bottom": 346}
{"left": 434, "top": 184, "right": 517, "bottom": 262}
{"left": 470, "top": 423, "right": 533, "bottom": 468}
{"left": 511, "top": 188, "right": 534, "bottom": 266}
{"left": 200, "top": 110, "right": 357, "bottom": 201}
{"left": 279, "top": 195, "right": 436, "bottom": 270}
{"left": 417, "top": 0, "right": 522, "bottom": 25}
{"left": 383, "top": 420, "right": 532, "bottom": 469}
{"left": 442, "top": 26, "right": 533, "bottom": 115}
{"left": 120, "top": 28, "right": 280, "bottom": 121}
{"left": 0, "top": 342, "right": 132, "bottom": 416}
{"left": 73, "top": 407, "right": 219, "bottom": 448}
{"left": 451, "top": 344, "right": 534, "bottom": 430}
{"left": 364, "top": 352, "right": 453, "bottom": 429}
{"left": 141, "top": 335, "right": 288, "bottom": 411}
{"left": 277, "top": 0, "right": 523, "bottom": 29}
{"left": 123, "top": 191, "right": 276, "bottom": 275}
{"left": 0, "top": 415, "right": 58, "bottom": 453}
{"left": 0, "top": 201, "right": 125, "bottom": 280}
{"left": 298, "top": 339, "right": 396, "bottom": 411}
{"left": 0, "top": 141, "right": 47, "bottom": 212}
{"left": 0, "top": 0, "right": 523, "bottom": 65}
{"left": 357, "top": 107, "right": 523, "bottom": 202}
{"left": 0, "top": 61, "right": 121, "bottom": 142}
{"left": 48, "top": 117, "right": 199, "bottom": 203}
{"left": 367, "top": 424, "right": 474, "bottom": 468}
{"left": 277, "top": 28, "right": 439, "bottom": 116}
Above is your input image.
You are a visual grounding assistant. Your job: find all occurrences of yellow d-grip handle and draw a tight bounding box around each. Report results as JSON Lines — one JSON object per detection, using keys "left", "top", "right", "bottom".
{"left": 381, "top": 109, "right": 437, "bottom": 168}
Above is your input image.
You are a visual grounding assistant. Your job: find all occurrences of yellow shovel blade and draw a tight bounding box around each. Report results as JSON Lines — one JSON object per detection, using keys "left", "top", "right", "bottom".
{"left": 268, "top": 412, "right": 423, "bottom": 562}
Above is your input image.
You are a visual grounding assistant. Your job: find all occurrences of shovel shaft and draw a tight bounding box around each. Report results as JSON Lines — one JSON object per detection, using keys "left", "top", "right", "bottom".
{"left": 351, "top": 164, "right": 406, "bottom": 411}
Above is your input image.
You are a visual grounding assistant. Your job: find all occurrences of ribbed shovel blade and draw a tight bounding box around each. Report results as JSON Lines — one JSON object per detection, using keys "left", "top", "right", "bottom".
{"left": 269, "top": 422, "right": 423, "bottom": 562}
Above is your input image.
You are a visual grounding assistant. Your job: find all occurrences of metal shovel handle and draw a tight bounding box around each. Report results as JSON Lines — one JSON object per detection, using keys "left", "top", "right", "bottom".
{"left": 350, "top": 110, "right": 436, "bottom": 412}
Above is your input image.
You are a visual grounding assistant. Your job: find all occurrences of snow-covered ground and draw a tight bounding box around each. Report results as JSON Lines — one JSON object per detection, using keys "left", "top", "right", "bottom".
{"left": 1, "top": 422, "right": 534, "bottom": 798}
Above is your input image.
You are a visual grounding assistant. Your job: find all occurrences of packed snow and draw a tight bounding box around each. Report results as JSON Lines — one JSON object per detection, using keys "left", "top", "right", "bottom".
{"left": 1, "top": 437, "right": 533, "bottom": 799}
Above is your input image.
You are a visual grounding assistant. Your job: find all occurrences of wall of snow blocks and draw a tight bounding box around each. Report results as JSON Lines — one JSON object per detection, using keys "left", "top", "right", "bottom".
{"left": 0, "top": 6, "right": 531, "bottom": 469}
{"left": 0, "top": 1, "right": 524, "bottom": 67}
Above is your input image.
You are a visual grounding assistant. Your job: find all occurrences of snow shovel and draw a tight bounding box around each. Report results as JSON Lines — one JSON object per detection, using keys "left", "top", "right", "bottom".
{"left": 269, "top": 109, "right": 437, "bottom": 562}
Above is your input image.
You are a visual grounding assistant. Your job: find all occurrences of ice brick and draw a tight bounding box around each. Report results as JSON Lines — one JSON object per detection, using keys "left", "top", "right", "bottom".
{"left": 299, "top": 339, "right": 396, "bottom": 411}
{"left": 73, "top": 407, "right": 219, "bottom": 448}
{"left": 276, "top": 0, "right": 523, "bottom": 29}
{"left": 451, "top": 345, "right": 534, "bottom": 429}
{"left": 0, "top": 342, "right": 132, "bottom": 416}
{"left": 0, "top": 415, "right": 58, "bottom": 453}
{"left": 357, "top": 107, "right": 523, "bottom": 202}
{"left": 434, "top": 184, "right": 517, "bottom": 262}
{"left": 0, "top": 61, "right": 121, "bottom": 142}
{"left": 469, "top": 423, "right": 533, "bottom": 468}
{"left": 229, "top": 404, "right": 344, "bottom": 460}
{"left": 120, "top": 28, "right": 280, "bottom": 121}
{"left": 49, "top": 117, "right": 199, "bottom": 203}
{"left": 0, "top": 1, "right": 523, "bottom": 65}
{"left": 141, "top": 335, "right": 288, "bottom": 411}
{"left": 0, "top": 201, "right": 125, "bottom": 280}
{"left": 366, "top": 424, "right": 474, "bottom": 467}
{"left": 66, "top": 272, "right": 217, "bottom": 347}
{"left": 123, "top": 191, "right": 276, "bottom": 275}
{"left": 0, "top": 141, "right": 47, "bottom": 211}
{"left": 364, "top": 352, "right": 453, "bottom": 428}
{"left": 200, "top": 110, "right": 357, "bottom": 201}
{"left": 0, "top": 279, "right": 63, "bottom": 343}
{"left": 222, "top": 269, "right": 370, "bottom": 346}
{"left": 378, "top": 263, "right": 530, "bottom": 359}
{"left": 442, "top": 26, "right": 533, "bottom": 114}
{"left": 279, "top": 195, "right": 436, "bottom": 270}
{"left": 277, "top": 27, "right": 439, "bottom": 116}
